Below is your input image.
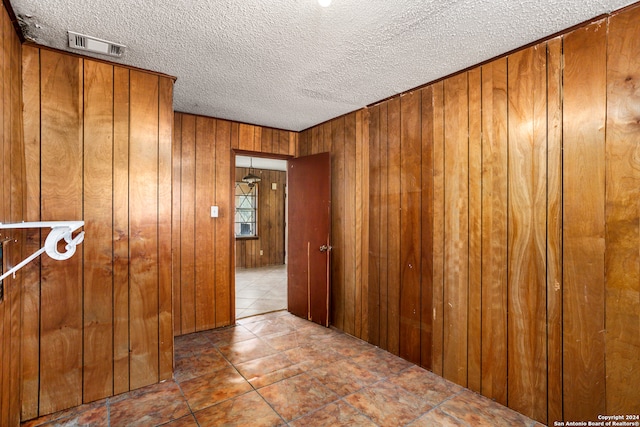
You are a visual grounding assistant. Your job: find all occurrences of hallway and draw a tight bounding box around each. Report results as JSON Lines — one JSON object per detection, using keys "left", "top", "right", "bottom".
{"left": 22, "top": 311, "right": 541, "bottom": 426}
{"left": 235, "top": 265, "right": 287, "bottom": 319}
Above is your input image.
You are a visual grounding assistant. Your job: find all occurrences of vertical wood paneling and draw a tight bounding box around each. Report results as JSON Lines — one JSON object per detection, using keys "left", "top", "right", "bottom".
{"left": 344, "top": 113, "right": 356, "bottom": 335}
{"left": 195, "top": 117, "right": 216, "bottom": 330}
{"left": 171, "top": 113, "right": 182, "bottom": 335}
{"left": 21, "top": 46, "right": 174, "bottom": 420}
{"left": 20, "top": 44, "right": 40, "bottom": 421}
{"left": 179, "top": 114, "right": 196, "bottom": 334}
{"left": 563, "top": 22, "right": 607, "bottom": 420}
{"left": 378, "top": 102, "right": 389, "bottom": 350}
{"left": 431, "top": 81, "right": 445, "bottom": 376}
{"left": 113, "top": 67, "right": 130, "bottom": 395}
{"left": 330, "top": 117, "right": 346, "bottom": 330}
{"left": 480, "top": 57, "right": 508, "bottom": 405}
{"left": 214, "top": 119, "right": 232, "bottom": 327}
{"left": 605, "top": 5, "right": 640, "bottom": 415}
{"left": 420, "top": 87, "right": 434, "bottom": 370}
{"left": 386, "top": 97, "right": 401, "bottom": 355}
{"left": 467, "top": 68, "right": 482, "bottom": 393}
{"left": 128, "top": 71, "right": 159, "bottom": 389}
{"left": 507, "top": 45, "right": 548, "bottom": 421}
{"left": 158, "top": 77, "right": 174, "bottom": 381}
{"left": 39, "top": 50, "right": 83, "bottom": 414}
{"left": 367, "top": 105, "right": 381, "bottom": 347}
{"left": 546, "top": 37, "right": 563, "bottom": 424}
{"left": 442, "top": 73, "right": 469, "bottom": 386}
{"left": 0, "top": 9, "right": 24, "bottom": 424}
{"left": 82, "top": 59, "right": 114, "bottom": 402}
{"left": 399, "top": 91, "right": 421, "bottom": 364}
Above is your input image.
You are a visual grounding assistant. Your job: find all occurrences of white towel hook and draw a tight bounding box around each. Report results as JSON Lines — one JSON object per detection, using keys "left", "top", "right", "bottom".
{"left": 0, "top": 221, "right": 85, "bottom": 282}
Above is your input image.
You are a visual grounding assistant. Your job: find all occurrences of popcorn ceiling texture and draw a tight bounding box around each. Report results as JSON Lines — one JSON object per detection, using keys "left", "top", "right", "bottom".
{"left": 12, "top": 0, "right": 634, "bottom": 131}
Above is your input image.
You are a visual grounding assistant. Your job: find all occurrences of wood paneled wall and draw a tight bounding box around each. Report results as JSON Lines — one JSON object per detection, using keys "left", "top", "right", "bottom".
{"left": 235, "top": 167, "right": 286, "bottom": 269}
{"left": 298, "top": 110, "right": 369, "bottom": 338}
{"left": 0, "top": 3, "right": 24, "bottom": 425}
{"left": 300, "top": 5, "right": 640, "bottom": 424}
{"left": 172, "top": 113, "right": 296, "bottom": 336}
{"left": 20, "top": 46, "right": 174, "bottom": 420}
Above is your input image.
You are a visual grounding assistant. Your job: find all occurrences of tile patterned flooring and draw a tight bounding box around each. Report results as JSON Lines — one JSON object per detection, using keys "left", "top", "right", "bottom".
{"left": 235, "top": 265, "right": 287, "bottom": 319}
{"left": 22, "top": 310, "right": 543, "bottom": 427}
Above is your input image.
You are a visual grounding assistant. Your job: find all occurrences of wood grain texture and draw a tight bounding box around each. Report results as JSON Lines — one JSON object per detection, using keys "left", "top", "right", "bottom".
{"left": 605, "top": 5, "right": 640, "bottom": 415}
{"left": 399, "top": 91, "right": 421, "bottom": 364}
{"left": 358, "top": 109, "right": 369, "bottom": 341}
{"left": 129, "top": 70, "right": 160, "bottom": 390}
{"left": 20, "top": 44, "right": 41, "bottom": 421}
{"left": 546, "top": 37, "right": 563, "bottom": 424}
{"left": 480, "top": 57, "right": 508, "bottom": 405}
{"left": 419, "top": 86, "right": 434, "bottom": 370}
{"left": 330, "top": 116, "right": 345, "bottom": 330}
{"left": 39, "top": 49, "right": 84, "bottom": 415}
{"left": 344, "top": 113, "right": 357, "bottom": 335}
{"left": 467, "top": 68, "right": 482, "bottom": 394}
{"left": 195, "top": 116, "right": 216, "bottom": 330}
{"left": 431, "top": 81, "right": 445, "bottom": 376}
{"left": 113, "top": 66, "right": 130, "bottom": 395}
{"left": 387, "top": 98, "right": 402, "bottom": 356}
{"left": 563, "top": 23, "right": 607, "bottom": 421}
{"left": 158, "top": 76, "right": 174, "bottom": 381}
{"left": 442, "top": 73, "right": 469, "bottom": 386}
{"left": 507, "top": 44, "right": 548, "bottom": 421}
{"left": 378, "top": 102, "right": 389, "bottom": 350}
{"left": 179, "top": 114, "right": 196, "bottom": 334}
{"left": 367, "top": 105, "right": 381, "bottom": 346}
{"left": 172, "top": 113, "right": 183, "bottom": 335}
{"left": 215, "top": 119, "right": 232, "bottom": 327}
{"left": 0, "top": 9, "right": 24, "bottom": 424}
{"left": 82, "top": 59, "right": 114, "bottom": 402}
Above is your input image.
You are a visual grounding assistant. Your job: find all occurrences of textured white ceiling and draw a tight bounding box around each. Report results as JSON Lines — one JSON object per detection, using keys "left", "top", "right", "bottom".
{"left": 11, "top": 0, "right": 634, "bottom": 131}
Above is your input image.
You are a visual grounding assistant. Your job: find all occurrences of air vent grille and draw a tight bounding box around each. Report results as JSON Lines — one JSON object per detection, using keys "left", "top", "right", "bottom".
{"left": 67, "top": 31, "right": 125, "bottom": 57}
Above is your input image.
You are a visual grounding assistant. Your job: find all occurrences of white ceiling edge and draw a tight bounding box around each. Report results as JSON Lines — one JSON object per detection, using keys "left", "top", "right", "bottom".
{"left": 10, "top": 0, "right": 638, "bottom": 131}
{"left": 236, "top": 156, "right": 287, "bottom": 172}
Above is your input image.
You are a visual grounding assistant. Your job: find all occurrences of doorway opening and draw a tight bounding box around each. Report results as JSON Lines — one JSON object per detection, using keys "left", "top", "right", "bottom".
{"left": 234, "top": 154, "right": 288, "bottom": 319}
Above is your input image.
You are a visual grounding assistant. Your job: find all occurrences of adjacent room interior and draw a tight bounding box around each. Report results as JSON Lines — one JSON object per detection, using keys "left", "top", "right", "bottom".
{"left": 0, "top": 0, "right": 639, "bottom": 426}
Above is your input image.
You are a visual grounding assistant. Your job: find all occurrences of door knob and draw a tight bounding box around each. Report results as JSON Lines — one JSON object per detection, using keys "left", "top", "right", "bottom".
{"left": 319, "top": 245, "right": 332, "bottom": 252}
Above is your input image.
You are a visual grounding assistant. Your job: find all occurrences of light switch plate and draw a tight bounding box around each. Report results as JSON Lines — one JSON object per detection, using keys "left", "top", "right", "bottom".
{"left": 210, "top": 206, "right": 219, "bottom": 218}
{"left": 271, "top": 182, "right": 277, "bottom": 190}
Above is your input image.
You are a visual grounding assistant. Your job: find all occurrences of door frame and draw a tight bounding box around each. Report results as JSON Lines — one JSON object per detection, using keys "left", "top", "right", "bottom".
{"left": 231, "top": 150, "right": 293, "bottom": 323}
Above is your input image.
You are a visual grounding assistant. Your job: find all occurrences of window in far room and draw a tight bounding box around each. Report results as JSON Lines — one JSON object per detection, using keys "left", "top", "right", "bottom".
{"left": 235, "top": 181, "right": 258, "bottom": 238}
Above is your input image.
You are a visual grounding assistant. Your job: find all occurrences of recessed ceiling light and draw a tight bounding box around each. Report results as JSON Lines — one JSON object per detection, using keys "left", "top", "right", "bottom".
{"left": 318, "top": 0, "right": 331, "bottom": 7}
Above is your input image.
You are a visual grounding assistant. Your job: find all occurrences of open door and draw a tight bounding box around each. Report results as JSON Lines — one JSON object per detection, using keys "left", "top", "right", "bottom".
{"left": 287, "top": 152, "right": 331, "bottom": 326}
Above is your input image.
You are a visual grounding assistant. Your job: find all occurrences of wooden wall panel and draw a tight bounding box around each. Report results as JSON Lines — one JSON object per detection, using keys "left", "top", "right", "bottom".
{"left": 605, "top": 5, "right": 640, "bottom": 415}
{"left": 480, "top": 57, "right": 508, "bottom": 405}
{"left": 367, "top": 105, "right": 381, "bottom": 347}
{"left": 179, "top": 114, "right": 196, "bottom": 334}
{"left": 113, "top": 66, "right": 130, "bottom": 395}
{"left": 546, "top": 37, "right": 564, "bottom": 423}
{"left": 129, "top": 70, "right": 160, "bottom": 389}
{"left": 507, "top": 45, "right": 548, "bottom": 422}
{"left": 399, "top": 91, "right": 421, "bottom": 364}
{"left": 20, "top": 44, "right": 40, "bottom": 422}
{"left": 38, "top": 49, "right": 84, "bottom": 415}
{"left": 0, "top": 5, "right": 23, "bottom": 424}
{"left": 563, "top": 22, "right": 607, "bottom": 421}
{"left": 82, "top": 59, "right": 114, "bottom": 402}
{"left": 330, "top": 116, "right": 346, "bottom": 331}
{"left": 442, "top": 73, "right": 469, "bottom": 386}
{"left": 195, "top": 117, "right": 216, "bottom": 330}
{"left": 21, "top": 47, "right": 174, "bottom": 420}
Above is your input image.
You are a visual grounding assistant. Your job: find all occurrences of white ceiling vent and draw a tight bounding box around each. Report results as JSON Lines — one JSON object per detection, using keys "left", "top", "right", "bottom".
{"left": 67, "top": 31, "right": 125, "bottom": 57}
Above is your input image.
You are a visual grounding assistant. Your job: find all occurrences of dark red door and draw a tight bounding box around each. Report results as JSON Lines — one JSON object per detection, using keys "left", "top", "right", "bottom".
{"left": 287, "top": 152, "right": 331, "bottom": 326}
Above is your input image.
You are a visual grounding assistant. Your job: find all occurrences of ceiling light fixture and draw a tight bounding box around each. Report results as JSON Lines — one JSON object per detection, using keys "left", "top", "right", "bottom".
{"left": 242, "top": 158, "right": 261, "bottom": 188}
{"left": 318, "top": 0, "right": 332, "bottom": 7}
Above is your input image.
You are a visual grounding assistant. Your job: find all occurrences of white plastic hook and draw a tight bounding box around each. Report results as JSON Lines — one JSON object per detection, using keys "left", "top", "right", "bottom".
{"left": 0, "top": 221, "right": 85, "bottom": 282}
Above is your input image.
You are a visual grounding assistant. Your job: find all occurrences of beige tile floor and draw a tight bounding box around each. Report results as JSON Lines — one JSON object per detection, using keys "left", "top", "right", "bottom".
{"left": 22, "top": 310, "right": 543, "bottom": 427}
{"left": 235, "top": 264, "right": 287, "bottom": 319}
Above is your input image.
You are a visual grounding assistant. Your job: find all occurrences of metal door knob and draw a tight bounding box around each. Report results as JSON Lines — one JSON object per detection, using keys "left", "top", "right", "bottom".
{"left": 319, "top": 245, "right": 332, "bottom": 252}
